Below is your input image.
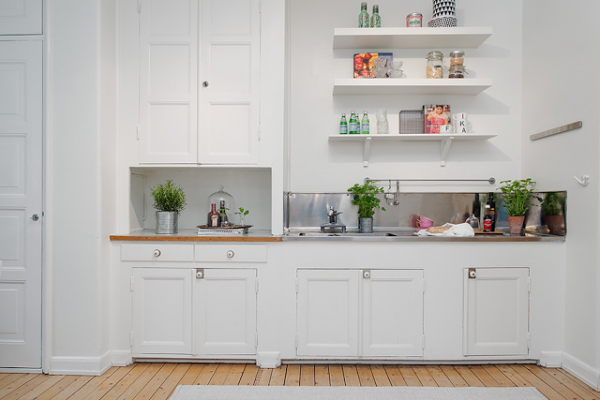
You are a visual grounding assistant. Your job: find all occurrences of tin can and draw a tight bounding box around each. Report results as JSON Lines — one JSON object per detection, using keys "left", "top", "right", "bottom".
{"left": 406, "top": 12, "right": 422, "bottom": 27}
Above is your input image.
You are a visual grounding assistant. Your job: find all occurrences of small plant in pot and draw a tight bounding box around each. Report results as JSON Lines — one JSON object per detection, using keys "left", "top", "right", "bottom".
{"left": 498, "top": 178, "right": 540, "bottom": 236}
{"left": 150, "top": 179, "right": 186, "bottom": 234}
{"left": 348, "top": 181, "right": 386, "bottom": 233}
{"left": 542, "top": 192, "right": 565, "bottom": 235}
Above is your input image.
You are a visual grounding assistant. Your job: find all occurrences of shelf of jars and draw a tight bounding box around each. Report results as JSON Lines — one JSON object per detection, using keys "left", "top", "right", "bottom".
{"left": 328, "top": 133, "right": 497, "bottom": 167}
{"left": 333, "top": 27, "right": 493, "bottom": 49}
{"left": 333, "top": 78, "right": 492, "bottom": 95}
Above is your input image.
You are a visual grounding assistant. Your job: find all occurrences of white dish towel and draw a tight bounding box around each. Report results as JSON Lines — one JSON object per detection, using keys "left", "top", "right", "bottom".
{"left": 418, "top": 222, "right": 475, "bottom": 237}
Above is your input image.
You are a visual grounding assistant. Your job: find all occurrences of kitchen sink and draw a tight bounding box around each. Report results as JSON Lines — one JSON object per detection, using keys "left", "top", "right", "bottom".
{"left": 293, "top": 231, "right": 417, "bottom": 237}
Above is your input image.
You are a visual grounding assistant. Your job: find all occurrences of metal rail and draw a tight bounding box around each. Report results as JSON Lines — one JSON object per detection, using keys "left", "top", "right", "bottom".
{"left": 365, "top": 177, "right": 496, "bottom": 185}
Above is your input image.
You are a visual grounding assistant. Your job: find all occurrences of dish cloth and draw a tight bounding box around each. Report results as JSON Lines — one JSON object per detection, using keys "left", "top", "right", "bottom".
{"left": 418, "top": 222, "right": 475, "bottom": 237}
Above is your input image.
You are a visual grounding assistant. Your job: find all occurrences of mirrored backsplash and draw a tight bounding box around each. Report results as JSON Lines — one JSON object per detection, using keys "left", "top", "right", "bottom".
{"left": 284, "top": 191, "right": 567, "bottom": 236}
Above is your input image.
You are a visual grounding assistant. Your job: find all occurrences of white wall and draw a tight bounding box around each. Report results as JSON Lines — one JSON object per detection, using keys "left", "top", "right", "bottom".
{"left": 47, "top": 0, "right": 116, "bottom": 373}
{"left": 289, "top": 0, "right": 522, "bottom": 193}
{"left": 522, "top": 1, "right": 600, "bottom": 386}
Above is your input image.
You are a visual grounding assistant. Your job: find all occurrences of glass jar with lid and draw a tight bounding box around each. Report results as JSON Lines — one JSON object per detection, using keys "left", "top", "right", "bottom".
{"left": 426, "top": 51, "right": 444, "bottom": 79}
{"left": 449, "top": 50, "right": 465, "bottom": 66}
{"left": 206, "top": 185, "right": 235, "bottom": 227}
{"left": 449, "top": 64, "right": 465, "bottom": 79}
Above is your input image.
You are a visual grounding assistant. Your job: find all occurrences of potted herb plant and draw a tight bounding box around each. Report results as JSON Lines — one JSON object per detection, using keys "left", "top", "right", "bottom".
{"left": 498, "top": 178, "right": 540, "bottom": 236}
{"left": 542, "top": 192, "right": 565, "bottom": 235}
{"left": 235, "top": 207, "right": 250, "bottom": 226}
{"left": 348, "top": 181, "right": 386, "bottom": 233}
{"left": 150, "top": 179, "right": 186, "bottom": 234}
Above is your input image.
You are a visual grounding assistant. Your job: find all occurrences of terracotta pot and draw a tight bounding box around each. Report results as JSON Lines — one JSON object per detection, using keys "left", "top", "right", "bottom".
{"left": 507, "top": 215, "right": 525, "bottom": 236}
{"left": 545, "top": 214, "right": 565, "bottom": 236}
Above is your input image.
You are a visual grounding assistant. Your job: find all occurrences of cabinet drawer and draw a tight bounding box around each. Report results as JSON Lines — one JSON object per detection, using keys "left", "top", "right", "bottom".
{"left": 121, "top": 244, "right": 194, "bottom": 262}
{"left": 195, "top": 244, "right": 267, "bottom": 263}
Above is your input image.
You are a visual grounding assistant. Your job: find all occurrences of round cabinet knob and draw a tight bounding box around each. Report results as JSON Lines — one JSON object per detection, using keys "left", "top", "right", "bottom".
{"left": 153, "top": 249, "right": 161, "bottom": 257}
{"left": 469, "top": 270, "right": 476, "bottom": 278}
{"left": 202, "top": 81, "right": 209, "bottom": 87}
{"left": 227, "top": 250, "right": 235, "bottom": 258}
{"left": 364, "top": 271, "right": 371, "bottom": 278}
{"left": 196, "top": 270, "right": 203, "bottom": 278}
{"left": 31, "top": 214, "right": 39, "bottom": 221}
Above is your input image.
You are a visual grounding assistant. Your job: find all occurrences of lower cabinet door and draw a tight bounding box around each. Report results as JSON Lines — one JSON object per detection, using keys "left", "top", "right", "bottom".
{"left": 464, "top": 267, "right": 530, "bottom": 356}
{"left": 195, "top": 269, "right": 257, "bottom": 355}
{"left": 132, "top": 268, "right": 193, "bottom": 355}
{"left": 296, "top": 269, "right": 360, "bottom": 357}
{"left": 362, "top": 269, "right": 424, "bottom": 357}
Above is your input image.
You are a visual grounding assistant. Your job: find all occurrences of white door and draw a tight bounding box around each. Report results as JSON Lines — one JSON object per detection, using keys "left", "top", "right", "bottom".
{"left": 198, "top": 0, "right": 260, "bottom": 164}
{"left": 139, "top": 0, "right": 199, "bottom": 163}
{"left": 132, "top": 268, "right": 193, "bottom": 355}
{"left": 0, "top": 0, "right": 42, "bottom": 35}
{"left": 195, "top": 268, "right": 256, "bottom": 355}
{"left": 464, "top": 268, "right": 530, "bottom": 356}
{"left": 296, "top": 269, "right": 360, "bottom": 357}
{"left": 0, "top": 40, "right": 43, "bottom": 369}
{"left": 362, "top": 270, "right": 424, "bottom": 357}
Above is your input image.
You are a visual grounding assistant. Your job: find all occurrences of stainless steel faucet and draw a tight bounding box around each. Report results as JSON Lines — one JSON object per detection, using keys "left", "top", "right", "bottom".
{"left": 321, "top": 206, "right": 346, "bottom": 233}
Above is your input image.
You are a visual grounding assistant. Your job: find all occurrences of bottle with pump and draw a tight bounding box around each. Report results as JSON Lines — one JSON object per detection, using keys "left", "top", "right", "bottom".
{"left": 349, "top": 111, "right": 358, "bottom": 134}
{"left": 371, "top": 5, "right": 381, "bottom": 27}
{"left": 358, "top": 2, "right": 369, "bottom": 28}
{"left": 361, "top": 111, "right": 370, "bottom": 134}
{"left": 340, "top": 113, "right": 348, "bottom": 134}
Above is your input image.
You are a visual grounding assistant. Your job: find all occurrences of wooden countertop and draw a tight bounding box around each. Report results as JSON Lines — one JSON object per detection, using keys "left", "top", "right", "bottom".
{"left": 110, "top": 229, "right": 281, "bottom": 242}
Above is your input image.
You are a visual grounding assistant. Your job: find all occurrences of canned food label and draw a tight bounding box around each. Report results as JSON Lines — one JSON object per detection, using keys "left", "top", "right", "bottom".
{"left": 407, "top": 16, "right": 422, "bottom": 27}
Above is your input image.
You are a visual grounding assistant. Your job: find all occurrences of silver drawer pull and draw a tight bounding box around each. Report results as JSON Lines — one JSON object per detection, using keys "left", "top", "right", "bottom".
{"left": 227, "top": 250, "right": 235, "bottom": 258}
{"left": 153, "top": 249, "right": 161, "bottom": 257}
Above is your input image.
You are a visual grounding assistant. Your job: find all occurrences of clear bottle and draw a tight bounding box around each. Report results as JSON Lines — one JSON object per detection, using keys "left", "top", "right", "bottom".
{"left": 361, "top": 111, "right": 370, "bottom": 134}
{"left": 358, "top": 2, "right": 369, "bottom": 28}
{"left": 371, "top": 5, "right": 381, "bottom": 28}
{"left": 340, "top": 113, "right": 348, "bottom": 134}
{"left": 349, "top": 111, "right": 358, "bottom": 134}
{"left": 426, "top": 51, "right": 444, "bottom": 79}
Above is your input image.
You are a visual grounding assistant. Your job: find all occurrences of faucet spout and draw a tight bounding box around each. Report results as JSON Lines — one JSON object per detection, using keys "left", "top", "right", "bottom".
{"left": 321, "top": 206, "right": 346, "bottom": 233}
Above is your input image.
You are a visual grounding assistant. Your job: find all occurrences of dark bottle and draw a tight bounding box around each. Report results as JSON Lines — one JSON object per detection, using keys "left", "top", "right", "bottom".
{"left": 483, "top": 204, "right": 492, "bottom": 232}
{"left": 488, "top": 192, "right": 496, "bottom": 231}
{"left": 219, "top": 200, "right": 229, "bottom": 226}
{"left": 472, "top": 193, "right": 481, "bottom": 222}
{"left": 208, "top": 203, "right": 220, "bottom": 227}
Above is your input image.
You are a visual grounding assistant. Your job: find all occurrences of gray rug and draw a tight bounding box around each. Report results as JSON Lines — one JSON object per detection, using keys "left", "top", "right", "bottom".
{"left": 169, "top": 385, "right": 547, "bottom": 399}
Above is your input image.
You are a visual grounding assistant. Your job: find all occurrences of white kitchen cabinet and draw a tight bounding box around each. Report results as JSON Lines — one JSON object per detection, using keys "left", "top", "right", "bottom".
{"left": 195, "top": 268, "right": 257, "bottom": 355}
{"left": 138, "top": 0, "right": 260, "bottom": 164}
{"left": 0, "top": 0, "right": 42, "bottom": 35}
{"left": 464, "top": 267, "right": 530, "bottom": 356}
{"left": 132, "top": 268, "right": 193, "bottom": 355}
{"left": 296, "top": 269, "right": 424, "bottom": 358}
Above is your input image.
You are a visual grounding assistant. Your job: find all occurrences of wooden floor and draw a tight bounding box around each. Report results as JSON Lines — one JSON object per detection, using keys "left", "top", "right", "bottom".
{"left": 0, "top": 363, "right": 598, "bottom": 400}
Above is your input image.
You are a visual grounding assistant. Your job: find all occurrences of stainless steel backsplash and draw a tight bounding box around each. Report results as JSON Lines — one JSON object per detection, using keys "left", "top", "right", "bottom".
{"left": 284, "top": 191, "right": 567, "bottom": 236}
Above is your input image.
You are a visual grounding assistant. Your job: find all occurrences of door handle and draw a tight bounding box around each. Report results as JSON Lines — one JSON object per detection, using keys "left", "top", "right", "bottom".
{"left": 31, "top": 214, "right": 39, "bottom": 221}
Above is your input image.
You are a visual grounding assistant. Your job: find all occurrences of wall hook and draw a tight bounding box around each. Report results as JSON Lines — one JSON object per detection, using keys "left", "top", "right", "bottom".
{"left": 573, "top": 175, "right": 590, "bottom": 186}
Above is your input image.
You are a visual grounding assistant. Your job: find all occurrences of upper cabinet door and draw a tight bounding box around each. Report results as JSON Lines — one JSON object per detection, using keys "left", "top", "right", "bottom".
{"left": 139, "top": 0, "right": 199, "bottom": 163}
{"left": 0, "top": 0, "right": 42, "bottom": 35}
{"left": 198, "top": 0, "right": 261, "bottom": 164}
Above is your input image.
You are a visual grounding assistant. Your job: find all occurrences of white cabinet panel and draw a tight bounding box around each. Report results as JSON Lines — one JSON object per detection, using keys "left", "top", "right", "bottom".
{"left": 199, "top": 0, "right": 260, "bottom": 164}
{"left": 121, "top": 243, "right": 194, "bottom": 262}
{"left": 0, "top": 0, "right": 42, "bottom": 35}
{"left": 195, "top": 269, "right": 257, "bottom": 355}
{"left": 464, "top": 268, "right": 530, "bottom": 356}
{"left": 194, "top": 244, "right": 267, "bottom": 263}
{"left": 132, "top": 268, "right": 193, "bottom": 354}
{"left": 296, "top": 270, "right": 360, "bottom": 357}
{"left": 362, "top": 270, "right": 424, "bottom": 357}
{"left": 139, "top": 0, "right": 198, "bottom": 163}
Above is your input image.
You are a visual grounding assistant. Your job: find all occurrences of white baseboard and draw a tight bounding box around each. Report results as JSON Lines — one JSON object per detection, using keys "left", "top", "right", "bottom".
{"left": 111, "top": 350, "right": 133, "bottom": 366}
{"left": 539, "top": 351, "right": 563, "bottom": 368}
{"left": 257, "top": 352, "right": 281, "bottom": 368}
{"left": 561, "top": 352, "right": 600, "bottom": 391}
{"left": 49, "top": 351, "right": 112, "bottom": 376}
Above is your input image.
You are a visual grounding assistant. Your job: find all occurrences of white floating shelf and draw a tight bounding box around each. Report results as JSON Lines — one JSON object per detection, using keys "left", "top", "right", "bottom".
{"left": 333, "top": 78, "right": 492, "bottom": 95}
{"left": 333, "top": 27, "right": 493, "bottom": 49}
{"left": 329, "top": 133, "right": 497, "bottom": 167}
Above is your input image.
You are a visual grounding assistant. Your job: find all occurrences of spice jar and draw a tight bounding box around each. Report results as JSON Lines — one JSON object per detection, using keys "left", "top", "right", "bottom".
{"left": 448, "top": 64, "right": 465, "bottom": 79}
{"left": 426, "top": 51, "right": 443, "bottom": 79}
{"left": 449, "top": 50, "right": 464, "bottom": 66}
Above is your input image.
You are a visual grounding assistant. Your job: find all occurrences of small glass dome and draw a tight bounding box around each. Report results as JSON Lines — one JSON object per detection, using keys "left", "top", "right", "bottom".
{"left": 206, "top": 185, "right": 235, "bottom": 225}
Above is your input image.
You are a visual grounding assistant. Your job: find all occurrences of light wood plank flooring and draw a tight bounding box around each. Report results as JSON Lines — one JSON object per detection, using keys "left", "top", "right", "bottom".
{"left": 0, "top": 363, "right": 598, "bottom": 400}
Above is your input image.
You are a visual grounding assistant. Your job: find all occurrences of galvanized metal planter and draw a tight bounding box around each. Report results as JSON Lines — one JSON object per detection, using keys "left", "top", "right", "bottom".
{"left": 156, "top": 211, "right": 178, "bottom": 234}
{"left": 359, "top": 217, "right": 373, "bottom": 233}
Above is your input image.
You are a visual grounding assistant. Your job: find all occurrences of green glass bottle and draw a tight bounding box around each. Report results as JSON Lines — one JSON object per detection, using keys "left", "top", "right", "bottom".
{"left": 371, "top": 5, "right": 381, "bottom": 27}
{"left": 349, "top": 111, "right": 358, "bottom": 134}
{"left": 340, "top": 113, "right": 348, "bottom": 134}
{"left": 358, "top": 2, "right": 369, "bottom": 28}
{"left": 361, "top": 111, "right": 370, "bottom": 134}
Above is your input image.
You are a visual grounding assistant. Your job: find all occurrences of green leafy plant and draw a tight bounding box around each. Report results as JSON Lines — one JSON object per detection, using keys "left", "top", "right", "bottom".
{"left": 219, "top": 207, "right": 229, "bottom": 217}
{"left": 235, "top": 207, "right": 250, "bottom": 225}
{"left": 348, "top": 181, "right": 386, "bottom": 219}
{"left": 541, "top": 192, "right": 564, "bottom": 216}
{"left": 150, "top": 179, "right": 186, "bottom": 213}
{"left": 498, "top": 178, "right": 540, "bottom": 217}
